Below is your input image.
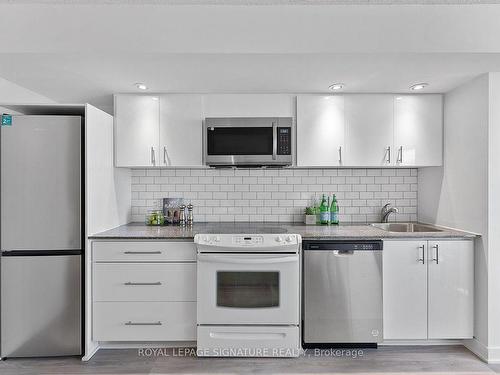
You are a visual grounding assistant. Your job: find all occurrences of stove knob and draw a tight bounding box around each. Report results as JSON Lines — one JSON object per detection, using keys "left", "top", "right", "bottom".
{"left": 215, "top": 236, "right": 221, "bottom": 242}
{"left": 202, "top": 236, "right": 208, "bottom": 242}
{"left": 286, "top": 236, "right": 293, "bottom": 242}
{"left": 275, "top": 236, "right": 283, "bottom": 242}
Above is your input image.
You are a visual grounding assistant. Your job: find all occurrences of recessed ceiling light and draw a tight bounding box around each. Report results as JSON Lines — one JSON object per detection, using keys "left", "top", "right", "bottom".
{"left": 135, "top": 82, "right": 148, "bottom": 90}
{"left": 328, "top": 83, "right": 344, "bottom": 91}
{"left": 410, "top": 83, "right": 428, "bottom": 91}
{"left": 151, "top": 97, "right": 159, "bottom": 101}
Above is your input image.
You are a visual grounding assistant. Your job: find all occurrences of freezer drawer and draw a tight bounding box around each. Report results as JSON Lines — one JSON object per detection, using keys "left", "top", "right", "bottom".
{"left": 1, "top": 255, "right": 81, "bottom": 358}
{"left": 304, "top": 246, "right": 383, "bottom": 344}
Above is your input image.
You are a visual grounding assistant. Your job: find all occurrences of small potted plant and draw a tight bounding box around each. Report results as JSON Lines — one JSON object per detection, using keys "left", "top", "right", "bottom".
{"left": 304, "top": 206, "right": 317, "bottom": 225}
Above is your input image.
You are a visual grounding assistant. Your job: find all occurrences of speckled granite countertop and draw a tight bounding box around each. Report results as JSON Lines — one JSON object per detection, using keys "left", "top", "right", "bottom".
{"left": 89, "top": 222, "right": 478, "bottom": 240}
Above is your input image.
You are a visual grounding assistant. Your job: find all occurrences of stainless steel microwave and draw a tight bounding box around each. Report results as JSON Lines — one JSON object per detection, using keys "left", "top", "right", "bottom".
{"left": 204, "top": 117, "right": 293, "bottom": 167}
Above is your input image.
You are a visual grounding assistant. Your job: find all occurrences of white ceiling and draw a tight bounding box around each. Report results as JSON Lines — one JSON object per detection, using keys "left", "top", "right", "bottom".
{"left": 1, "top": 2, "right": 500, "bottom": 112}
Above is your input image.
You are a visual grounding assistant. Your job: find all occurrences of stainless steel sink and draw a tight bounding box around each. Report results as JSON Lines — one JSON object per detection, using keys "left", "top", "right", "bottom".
{"left": 371, "top": 223, "right": 443, "bottom": 233}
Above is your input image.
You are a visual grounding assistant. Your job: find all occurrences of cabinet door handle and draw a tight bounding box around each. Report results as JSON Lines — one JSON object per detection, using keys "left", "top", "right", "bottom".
{"left": 125, "top": 321, "right": 162, "bottom": 326}
{"left": 123, "top": 251, "right": 162, "bottom": 255}
{"left": 417, "top": 245, "right": 425, "bottom": 264}
{"left": 397, "top": 146, "right": 403, "bottom": 163}
{"left": 338, "top": 146, "right": 342, "bottom": 163}
{"left": 431, "top": 244, "right": 439, "bottom": 264}
{"left": 151, "top": 146, "right": 156, "bottom": 166}
{"left": 386, "top": 146, "right": 391, "bottom": 164}
{"left": 124, "top": 282, "right": 162, "bottom": 286}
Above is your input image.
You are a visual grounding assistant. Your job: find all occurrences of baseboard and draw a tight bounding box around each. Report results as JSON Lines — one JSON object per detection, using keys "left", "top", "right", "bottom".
{"left": 98, "top": 341, "right": 196, "bottom": 349}
{"left": 381, "top": 339, "right": 463, "bottom": 346}
{"left": 462, "top": 338, "right": 500, "bottom": 363}
{"left": 84, "top": 339, "right": 500, "bottom": 364}
{"left": 82, "top": 343, "right": 99, "bottom": 361}
{"left": 488, "top": 346, "right": 500, "bottom": 364}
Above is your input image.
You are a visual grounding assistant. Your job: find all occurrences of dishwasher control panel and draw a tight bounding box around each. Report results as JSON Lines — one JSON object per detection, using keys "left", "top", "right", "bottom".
{"left": 303, "top": 240, "right": 383, "bottom": 251}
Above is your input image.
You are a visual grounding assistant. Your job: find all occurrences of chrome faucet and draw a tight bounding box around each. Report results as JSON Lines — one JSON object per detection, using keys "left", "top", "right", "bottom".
{"left": 381, "top": 203, "right": 399, "bottom": 223}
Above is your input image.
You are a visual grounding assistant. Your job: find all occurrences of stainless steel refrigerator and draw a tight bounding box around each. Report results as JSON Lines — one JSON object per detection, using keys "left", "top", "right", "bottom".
{"left": 0, "top": 115, "right": 82, "bottom": 358}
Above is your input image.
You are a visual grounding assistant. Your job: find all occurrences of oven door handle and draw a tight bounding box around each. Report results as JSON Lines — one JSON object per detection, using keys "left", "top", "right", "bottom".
{"left": 197, "top": 254, "right": 298, "bottom": 264}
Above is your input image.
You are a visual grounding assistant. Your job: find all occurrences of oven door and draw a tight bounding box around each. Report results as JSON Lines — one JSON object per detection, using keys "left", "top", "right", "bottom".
{"left": 197, "top": 253, "right": 299, "bottom": 325}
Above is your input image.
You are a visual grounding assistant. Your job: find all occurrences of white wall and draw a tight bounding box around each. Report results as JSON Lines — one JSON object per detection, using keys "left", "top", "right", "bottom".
{"left": 419, "top": 73, "right": 500, "bottom": 361}
{"left": 0, "top": 76, "right": 54, "bottom": 109}
{"left": 488, "top": 73, "right": 500, "bottom": 354}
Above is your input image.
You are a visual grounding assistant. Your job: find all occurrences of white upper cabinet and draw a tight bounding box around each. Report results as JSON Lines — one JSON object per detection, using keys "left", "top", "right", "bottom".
{"left": 202, "top": 94, "right": 294, "bottom": 118}
{"left": 296, "top": 95, "right": 345, "bottom": 167}
{"left": 296, "top": 94, "right": 443, "bottom": 167}
{"left": 114, "top": 95, "right": 160, "bottom": 167}
{"left": 427, "top": 240, "right": 474, "bottom": 339}
{"left": 394, "top": 95, "right": 443, "bottom": 166}
{"left": 344, "top": 95, "right": 394, "bottom": 167}
{"left": 114, "top": 94, "right": 203, "bottom": 168}
{"left": 159, "top": 95, "right": 203, "bottom": 167}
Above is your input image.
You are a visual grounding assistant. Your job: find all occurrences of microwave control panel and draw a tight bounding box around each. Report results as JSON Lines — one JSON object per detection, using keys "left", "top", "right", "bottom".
{"left": 277, "top": 127, "right": 291, "bottom": 155}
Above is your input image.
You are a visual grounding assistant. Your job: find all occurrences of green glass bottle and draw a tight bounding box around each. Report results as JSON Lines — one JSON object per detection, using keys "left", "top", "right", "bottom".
{"left": 330, "top": 194, "right": 339, "bottom": 225}
{"left": 319, "top": 194, "right": 330, "bottom": 225}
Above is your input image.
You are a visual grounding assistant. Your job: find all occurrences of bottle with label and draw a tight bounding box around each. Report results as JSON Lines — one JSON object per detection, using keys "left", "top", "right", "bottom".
{"left": 330, "top": 194, "right": 339, "bottom": 225}
{"left": 312, "top": 194, "right": 320, "bottom": 224}
{"left": 319, "top": 194, "right": 330, "bottom": 225}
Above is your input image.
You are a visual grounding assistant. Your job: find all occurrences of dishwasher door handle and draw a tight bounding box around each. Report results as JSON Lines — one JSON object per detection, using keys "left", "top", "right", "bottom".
{"left": 332, "top": 250, "right": 355, "bottom": 256}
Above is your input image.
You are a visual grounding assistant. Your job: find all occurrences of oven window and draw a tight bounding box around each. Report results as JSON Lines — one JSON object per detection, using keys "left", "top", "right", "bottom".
{"left": 207, "top": 127, "right": 273, "bottom": 155}
{"left": 216, "top": 271, "right": 279, "bottom": 308}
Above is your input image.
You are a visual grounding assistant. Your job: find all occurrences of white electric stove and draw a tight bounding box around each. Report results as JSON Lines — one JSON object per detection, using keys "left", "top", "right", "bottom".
{"left": 195, "top": 233, "right": 301, "bottom": 357}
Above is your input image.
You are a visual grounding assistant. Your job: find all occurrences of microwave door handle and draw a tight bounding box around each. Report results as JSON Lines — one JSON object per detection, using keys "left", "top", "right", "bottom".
{"left": 272, "top": 121, "right": 277, "bottom": 160}
{"left": 197, "top": 254, "right": 298, "bottom": 264}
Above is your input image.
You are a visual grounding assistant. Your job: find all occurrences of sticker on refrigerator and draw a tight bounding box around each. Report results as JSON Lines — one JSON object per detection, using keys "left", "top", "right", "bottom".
{"left": 1, "top": 114, "right": 12, "bottom": 126}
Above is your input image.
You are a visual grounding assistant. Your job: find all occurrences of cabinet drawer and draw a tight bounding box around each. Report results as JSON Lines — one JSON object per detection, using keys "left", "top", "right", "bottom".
{"left": 92, "top": 241, "right": 196, "bottom": 262}
{"left": 93, "top": 302, "right": 196, "bottom": 342}
{"left": 93, "top": 263, "right": 196, "bottom": 302}
{"left": 197, "top": 326, "right": 300, "bottom": 357}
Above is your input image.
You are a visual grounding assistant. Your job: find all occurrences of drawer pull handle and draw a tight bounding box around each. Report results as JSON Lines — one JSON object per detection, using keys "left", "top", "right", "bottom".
{"left": 124, "top": 282, "right": 162, "bottom": 286}
{"left": 125, "top": 321, "right": 162, "bottom": 326}
{"left": 123, "top": 251, "right": 162, "bottom": 255}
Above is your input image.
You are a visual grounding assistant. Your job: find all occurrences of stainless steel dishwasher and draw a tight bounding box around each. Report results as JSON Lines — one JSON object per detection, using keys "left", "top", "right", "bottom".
{"left": 303, "top": 240, "right": 383, "bottom": 348}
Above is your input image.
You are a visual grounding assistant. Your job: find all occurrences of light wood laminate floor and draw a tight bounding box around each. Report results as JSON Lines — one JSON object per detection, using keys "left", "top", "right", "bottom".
{"left": 1, "top": 345, "right": 499, "bottom": 375}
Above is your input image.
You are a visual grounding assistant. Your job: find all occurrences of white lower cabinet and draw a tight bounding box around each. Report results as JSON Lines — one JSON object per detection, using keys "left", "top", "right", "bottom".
{"left": 93, "top": 263, "right": 196, "bottom": 302}
{"left": 383, "top": 240, "right": 428, "bottom": 340}
{"left": 383, "top": 239, "right": 473, "bottom": 340}
{"left": 427, "top": 240, "right": 474, "bottom": 339}
{"left": 92, "top": 241, "right": 197, "bottom": 342}
{"left": 93, "top": 302, "right": 196, "bottom": 341}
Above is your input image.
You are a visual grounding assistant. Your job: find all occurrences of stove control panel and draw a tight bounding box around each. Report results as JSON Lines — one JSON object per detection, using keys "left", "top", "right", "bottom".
{"left": 194, "top": 234, "right": 300, "bottom": 250}
{"left": 233, "top": 236, "right": 264, "bottom": 245}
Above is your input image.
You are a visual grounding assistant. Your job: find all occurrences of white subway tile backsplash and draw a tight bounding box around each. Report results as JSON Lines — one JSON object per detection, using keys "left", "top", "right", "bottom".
{"left": 130, "top": 168, "right": 418, "bottom": 223}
